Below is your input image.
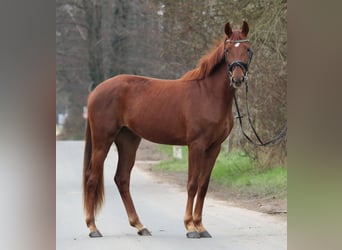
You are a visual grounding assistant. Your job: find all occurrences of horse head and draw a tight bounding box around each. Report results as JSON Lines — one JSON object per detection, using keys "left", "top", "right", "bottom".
{"left": 224, "top": 21, "right": 253, "bottom": 88}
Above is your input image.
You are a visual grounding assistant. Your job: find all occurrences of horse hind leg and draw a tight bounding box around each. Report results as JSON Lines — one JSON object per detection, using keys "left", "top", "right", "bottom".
{"left": 114, "top": 128, "right": 151, "bottom": 236}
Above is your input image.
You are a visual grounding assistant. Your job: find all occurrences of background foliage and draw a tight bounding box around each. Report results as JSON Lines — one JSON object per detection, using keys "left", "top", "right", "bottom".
{"left": 56, "top": 0, "right": 287, "bottom": 167}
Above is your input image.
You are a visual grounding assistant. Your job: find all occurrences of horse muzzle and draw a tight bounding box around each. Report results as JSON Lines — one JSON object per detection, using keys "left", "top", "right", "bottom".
{"left": 231, "top": 75, "right": 247, "bottom": 88}
{"left": 228, "top": 61, "right": 249, "bottom": 89}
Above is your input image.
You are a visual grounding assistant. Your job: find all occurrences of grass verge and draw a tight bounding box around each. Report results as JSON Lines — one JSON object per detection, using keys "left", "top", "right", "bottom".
{"left": 154, "top": 145, "right": 287, "bottom": 198}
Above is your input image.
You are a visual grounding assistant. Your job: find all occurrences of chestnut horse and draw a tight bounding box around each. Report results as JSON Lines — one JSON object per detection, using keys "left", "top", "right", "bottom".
{"left": 83, "top": 21, "right": 253, "bottom": 238}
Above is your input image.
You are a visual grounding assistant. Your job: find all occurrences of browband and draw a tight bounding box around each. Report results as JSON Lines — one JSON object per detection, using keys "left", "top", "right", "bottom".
{"left": 226, "top": 39, "right": 249, "bottom": 43}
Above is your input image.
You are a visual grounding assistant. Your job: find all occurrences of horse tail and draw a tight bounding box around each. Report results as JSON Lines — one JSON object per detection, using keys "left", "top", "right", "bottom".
{"left": 82, "top": 119, "right": 105, "bottom": 214}
{"left": 83, "top": 119, "right": 92, "bottom": 212}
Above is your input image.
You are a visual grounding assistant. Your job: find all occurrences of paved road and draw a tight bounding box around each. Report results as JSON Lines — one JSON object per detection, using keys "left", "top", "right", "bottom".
{"left": 56, "top": 141, "right": 286, "bottom": 250}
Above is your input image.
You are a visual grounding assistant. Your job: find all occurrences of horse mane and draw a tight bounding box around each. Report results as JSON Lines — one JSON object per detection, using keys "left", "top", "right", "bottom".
{"left": 181, "top": 37, "right": 226, "bottom": 81}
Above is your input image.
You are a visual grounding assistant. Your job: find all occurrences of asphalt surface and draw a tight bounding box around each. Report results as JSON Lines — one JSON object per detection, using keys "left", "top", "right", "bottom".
{"left": 56, "top": 141, "right": 286, "bottom": 250}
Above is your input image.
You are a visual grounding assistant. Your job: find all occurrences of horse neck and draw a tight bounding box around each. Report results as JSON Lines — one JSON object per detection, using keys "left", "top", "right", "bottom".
{"left": 202, "top": 61, "right": 234, "bottom": 105}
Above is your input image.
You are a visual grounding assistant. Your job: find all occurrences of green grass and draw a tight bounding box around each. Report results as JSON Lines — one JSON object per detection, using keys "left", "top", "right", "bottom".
{"left": 155, "top": 145, "right": 287, "bottom": 197}
{"left": 155, "top": 145, "right": 188, "bottom": 171}
{"left": 213, "top": 153, "right": 287, "bottom": 196}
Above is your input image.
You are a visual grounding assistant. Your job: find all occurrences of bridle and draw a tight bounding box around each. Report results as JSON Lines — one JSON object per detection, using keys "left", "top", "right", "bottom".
{"left": 225, "top": 39, "right": 287, "bottom": 147}
{"left": 232, "top": 83, "right": 287, "bottom": 147}
{"left": 224, "top": 39, "right": 253, "bottom": 87}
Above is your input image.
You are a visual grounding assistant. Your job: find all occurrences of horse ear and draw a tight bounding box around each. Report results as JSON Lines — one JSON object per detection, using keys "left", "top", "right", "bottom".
{"left": 224, "top": 22, "right": 233, "bottom": 38}
{"left": 241, "top": 21, "right": 249, "bottom": 36}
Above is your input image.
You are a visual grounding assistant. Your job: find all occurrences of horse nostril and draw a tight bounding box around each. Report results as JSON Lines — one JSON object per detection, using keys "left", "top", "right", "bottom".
{"left": 232, "top": 77, "right": 243, "bottom": 83}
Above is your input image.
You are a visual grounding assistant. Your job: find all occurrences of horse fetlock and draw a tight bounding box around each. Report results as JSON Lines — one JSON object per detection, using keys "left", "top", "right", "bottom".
{"left": 184, "top": 215, "right": 193, "bottom": 226}
{"left": 87, "top": 223, "right": 98, "bottom": 234}
{"left": 184, "top": 220, "right": 197, "bottom": 232}
{"left": 193, "top": 219, "right": 207, "bottom": 233}
{"left": 195, "top": 224, "right": 206, "bottom": 233}
{"left": 193, "top": 216, "right": 202, "bottom": 226}
{"left": 85, "top": 216, "right": 94, "bottom": 227}
{"left": 129, "top": 217, "right": 143, "bottom": 229}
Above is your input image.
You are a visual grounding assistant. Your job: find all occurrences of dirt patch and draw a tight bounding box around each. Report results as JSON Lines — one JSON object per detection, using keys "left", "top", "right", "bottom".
{"left": 136, "top": 139, "right": 287, "bottom": 219}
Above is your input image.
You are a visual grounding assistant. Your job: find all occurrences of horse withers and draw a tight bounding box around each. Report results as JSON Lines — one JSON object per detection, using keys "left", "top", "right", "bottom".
{"left": 83, "top": 21, "right": 252, "bottom": 238}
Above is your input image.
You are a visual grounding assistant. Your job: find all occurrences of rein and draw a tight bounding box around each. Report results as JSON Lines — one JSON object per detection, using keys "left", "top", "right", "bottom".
{"left": 226, "top": 38, "right": 287, "bottom": 146}
{"left": 232, "top": 83, "right": 287, "bottom": 147}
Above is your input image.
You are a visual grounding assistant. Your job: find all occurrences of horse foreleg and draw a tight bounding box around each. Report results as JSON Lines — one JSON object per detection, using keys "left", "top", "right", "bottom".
{"left": 192, "top": 144, "right": 221, "bottom": 238}
{"left": 184, "top": 143, "right": 206, "bottom": 238}
{"left": 114, "top": 129, "right": 151, "bottom": 236}
{"left": 184, "top": 180, "right": 198, "bottom": 238}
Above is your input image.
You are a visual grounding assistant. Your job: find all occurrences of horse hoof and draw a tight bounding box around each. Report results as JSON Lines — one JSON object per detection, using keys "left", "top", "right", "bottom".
{"left": 199, "top": 231, "right": 212, "bottom": 238}
{"left": 137, "top": 228, "right": 152, "bottom": 236}
{"left": 186, "top": 231, "right": 200, "bottom": 239}
{"left": 89, "top": 230, "right": 103, "bottom": 238}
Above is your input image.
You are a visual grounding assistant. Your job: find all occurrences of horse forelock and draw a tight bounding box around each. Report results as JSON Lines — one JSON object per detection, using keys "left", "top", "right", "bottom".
{"left": 181, "top": 38, "right": 226, "bottom": 81}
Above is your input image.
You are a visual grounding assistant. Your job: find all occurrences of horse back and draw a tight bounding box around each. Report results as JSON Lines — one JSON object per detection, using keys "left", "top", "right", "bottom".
{"left": 88, "top": 74, "right": 191, "bottom": 144}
